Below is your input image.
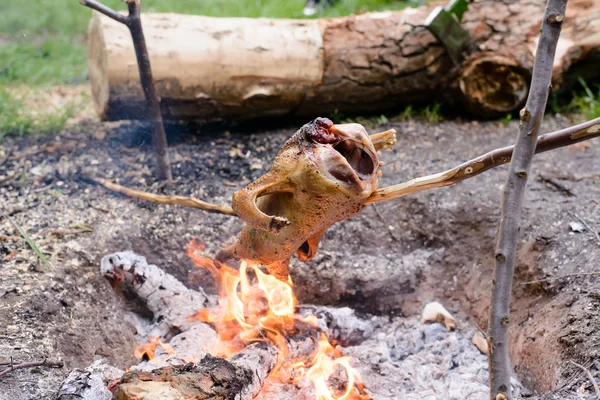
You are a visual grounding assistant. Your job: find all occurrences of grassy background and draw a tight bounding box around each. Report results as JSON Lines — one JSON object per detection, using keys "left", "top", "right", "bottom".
{"left": 0, "top": 0, "right": 418, "bottom": 86}
{"left": 0, "top": 0, "right": 421, "bottom": 138}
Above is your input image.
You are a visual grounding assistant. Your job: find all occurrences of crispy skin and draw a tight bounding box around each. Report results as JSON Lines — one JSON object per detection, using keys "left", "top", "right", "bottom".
{"left": 216, "top": 118, "right": 387, "bottom": 281}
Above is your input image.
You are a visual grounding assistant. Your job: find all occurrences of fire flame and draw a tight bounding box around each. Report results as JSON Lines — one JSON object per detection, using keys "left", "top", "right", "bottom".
{"left": 184, "top": 239, "right": 370, "bottom": 399}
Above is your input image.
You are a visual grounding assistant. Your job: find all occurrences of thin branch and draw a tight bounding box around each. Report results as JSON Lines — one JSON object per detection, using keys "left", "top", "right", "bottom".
{"left": 519, "top": 271, "right": 600, "bottom": 285}
{"left": 90, "top": 176, "right": 236, "bottom": 216}
{"left": 79, "top": 0, "right": 128, "bottom": 25}
{"left": 366, "top": 115, "right": 600, "bottom": 204}
{"left": 570, "top": 361, "right": 600, "bottom": 400}
{"left": 80, "top": 0, "right": 172, "bottom": 181}
{"left": 124, "top": 0, "right": 172, "bottom": 181}
{"left": 574, "top": 214, "right": 600, "bottom": 245}
{"left": 488, "top": 1, "right": 568, "bottom": 399}
{"left": 0, "top": 360, "right": 64, "bottom": 378}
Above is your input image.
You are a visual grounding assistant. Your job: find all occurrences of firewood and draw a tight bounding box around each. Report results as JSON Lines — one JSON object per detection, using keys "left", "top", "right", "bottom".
{"left": 87, "top": 0, "right": 600, "bottom": 122}
{"left": 57, "top": 359, "right": 124, "bottom": 400}
{"left": 92, "top": 250, "right": 376, "bottom": 399}
{"left": 100, "top": 251, "right": 212, "bottom": 338}
{"left": 115, "top": 343, "right": 277, "bottom": 400}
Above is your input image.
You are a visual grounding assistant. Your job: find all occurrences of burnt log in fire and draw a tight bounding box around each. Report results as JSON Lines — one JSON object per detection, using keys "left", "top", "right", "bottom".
{"left": 87, "top": 0, "right": 600, "bottom": 121}
{"left": 115, "top": 344, "right": 277, "bottom": 400}
{"left": 56, "top": 244, "right": 501, "bottom": 399}
{"left": 74, "top": 250, "right": 372, "bottom": 400}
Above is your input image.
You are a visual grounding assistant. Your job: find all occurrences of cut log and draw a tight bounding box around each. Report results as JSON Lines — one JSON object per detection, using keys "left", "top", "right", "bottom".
{"left": 87, "top": 0, "right": 600, "bottom": 121}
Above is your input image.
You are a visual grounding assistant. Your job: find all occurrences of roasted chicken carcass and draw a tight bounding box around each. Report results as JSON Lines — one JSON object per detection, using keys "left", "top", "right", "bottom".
{"left": 216, "top": 118, "right": 395, "bottom": 281}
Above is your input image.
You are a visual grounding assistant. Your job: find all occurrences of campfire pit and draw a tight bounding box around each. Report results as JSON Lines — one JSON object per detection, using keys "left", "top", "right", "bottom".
{"left": 58, "top": 244, "right": 507, "bottom": 400}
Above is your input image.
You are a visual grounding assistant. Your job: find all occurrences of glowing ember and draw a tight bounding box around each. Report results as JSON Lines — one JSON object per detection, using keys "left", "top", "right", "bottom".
{"left": 133, "top": 336, "right": 175, "bottom": 361}
{"left": 185, "top": 239, "right": 369, "bottom": 399}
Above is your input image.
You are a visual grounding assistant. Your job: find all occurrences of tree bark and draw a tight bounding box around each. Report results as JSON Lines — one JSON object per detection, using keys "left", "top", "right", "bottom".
{"left": 87, "top": 0, "right": 600, "bottom": 122}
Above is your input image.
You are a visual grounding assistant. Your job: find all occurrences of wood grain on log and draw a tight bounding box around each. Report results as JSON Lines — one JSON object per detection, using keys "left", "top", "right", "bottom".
{"left": 87, "top": 0, "right": 600, "bottom": 121}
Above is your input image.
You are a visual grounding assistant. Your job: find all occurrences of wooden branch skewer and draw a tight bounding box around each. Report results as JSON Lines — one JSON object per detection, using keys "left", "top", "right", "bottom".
{"left": 369, "top": 129, "right": 397, "bottom": 151}
{"left": 89, "top": 120, "right": 599, "bottom": 217}
{"left": 87, "top": 129, "right": 397, "bottom": 216}
{"left": 90, "top": 177, "right": 236, "bottom": 216}
{"left": 80, "top": 0, "right": 172, "bottom": 181}
{"left": 487, "top": 1, "right": 568, "bottom": 399}
{"left": 366, "top": 116, "right": 600, "bottom": 204}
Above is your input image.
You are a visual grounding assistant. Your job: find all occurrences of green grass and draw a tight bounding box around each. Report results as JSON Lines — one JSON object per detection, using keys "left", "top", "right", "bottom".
{"left": 549, "top": 78, "right": 600, "bottom": 122}
{"left": 4, "top": 213, "right": 52, "bottom": 269}
{"left": 569, "top": 78, "right": 600, "bottom": 120}
{"left": 0, "top": 0, "right": 416, "bottom": 137}
{"left": 0, "top": 39, "right": 87, "bottom": 85}
{"left": 397, "top": 102, "right": 444, "bottom": 124}
{"left": 0, "top": 87, "right": 75, "bottom": 140}
{"left": 0, "top": 0, "right": 416, "bottom": 86}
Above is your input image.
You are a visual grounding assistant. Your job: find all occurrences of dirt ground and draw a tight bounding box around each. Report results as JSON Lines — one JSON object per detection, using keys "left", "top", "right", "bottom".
{"left": 0, "top": 113, "right": 599, "bottom": 399}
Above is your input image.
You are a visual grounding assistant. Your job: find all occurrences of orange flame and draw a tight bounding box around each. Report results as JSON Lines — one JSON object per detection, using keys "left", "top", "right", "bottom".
{"left": 304, "top": 334, "right": 369, "bottom": 400}
{"left": 183, "top": 240, "right": 368, "bottom": 398}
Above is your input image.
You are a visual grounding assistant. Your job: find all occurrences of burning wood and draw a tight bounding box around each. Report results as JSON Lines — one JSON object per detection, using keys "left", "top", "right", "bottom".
{"left": 92, "top": 243, "right": 372, "bottom": 399}
{"left": 100, "top": 251, "right": 210, "bottom": 339}
{"left": 57, "top": 243, "right": 504, "bottom": 399}
{"left": 184, "top": 239, "right": 370, "bottom": 399}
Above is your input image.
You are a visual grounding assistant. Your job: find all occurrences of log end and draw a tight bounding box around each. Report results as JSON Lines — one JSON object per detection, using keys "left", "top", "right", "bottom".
{"left": 458, "top": 54, "right": 530, "bottom": 118}
{"left": 88, "top": 12, "right": 111, "bottom": 121}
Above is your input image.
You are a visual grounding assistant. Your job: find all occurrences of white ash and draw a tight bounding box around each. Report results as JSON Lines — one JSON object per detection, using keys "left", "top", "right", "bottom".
{"left": 298, "top": 305, "right": 374, "bottom": 346}
{"left": 57, "top": 359, "right": 124, "bottom": 400}
{"left": 343, "top": 316, "right": 523, "bottom": 400}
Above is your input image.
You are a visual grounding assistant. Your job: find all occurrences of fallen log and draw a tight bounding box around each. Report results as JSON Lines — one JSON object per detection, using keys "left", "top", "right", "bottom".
{"left": 87, "top": 0, "right": 600, "bottom": 121}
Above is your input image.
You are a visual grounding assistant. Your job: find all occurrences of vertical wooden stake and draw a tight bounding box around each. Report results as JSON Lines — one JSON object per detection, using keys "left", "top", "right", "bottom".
{"left": 488, "top": 0, "right": 568, "bottom": 399}
{"left": 80, "top": 0, "right": 172, "bottom": 181}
